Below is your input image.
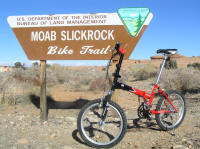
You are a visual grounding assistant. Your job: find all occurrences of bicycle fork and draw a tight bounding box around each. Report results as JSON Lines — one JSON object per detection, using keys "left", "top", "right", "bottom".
{"left": 99, "top": 91, "right": 113, "bottom": 125}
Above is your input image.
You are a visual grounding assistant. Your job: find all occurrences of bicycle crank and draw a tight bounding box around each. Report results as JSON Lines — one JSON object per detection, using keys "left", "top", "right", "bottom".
{"left": 138, "top": 102, "right": 152, "bottom": 120}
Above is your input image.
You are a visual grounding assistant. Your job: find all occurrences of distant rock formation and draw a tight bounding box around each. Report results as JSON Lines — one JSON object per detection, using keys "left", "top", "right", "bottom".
{"left": 150, "top": 54, "right": 200, "bottom": 68}
{"left": 124, "top": 54, "right": 200, "bottom": 68}
{"left": 151, "top": 54, "right": 186, "bottom": 60}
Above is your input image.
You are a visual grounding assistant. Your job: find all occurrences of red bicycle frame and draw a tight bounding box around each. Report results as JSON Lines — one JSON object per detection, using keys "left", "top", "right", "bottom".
{"left": 129, "top": 84, "right": 178, "bottom": 114}
{"left": 110, "top": 45, "right": 178, "bottom": 115}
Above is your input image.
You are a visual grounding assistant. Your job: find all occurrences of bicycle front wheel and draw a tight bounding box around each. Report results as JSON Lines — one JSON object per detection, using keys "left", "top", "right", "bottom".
{"left": 77, "top": 99, "right": 127, "bottom": 148}
{"left": 155, "top": 90, "right": 186, "bottom": 130}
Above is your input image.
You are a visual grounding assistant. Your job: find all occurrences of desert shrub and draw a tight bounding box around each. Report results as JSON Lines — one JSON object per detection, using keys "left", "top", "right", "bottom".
{"left": 13, "top": 62, "right": 25, "bottom": 69}
{"left": 0, "top": 67, "right": 41, "bottom": 105}
{"left": 160, "top": 68, "right": 200, "bottom": 94}
{"left": 133, "top": 64, "right": 158, "bottom": 81}
{"left": 0, "top": 77, "right": 34, "bottom": 105}
{"left": 89, "top": 77, "right": 108, "bottom": 91}
{"left": 11, "top": 67, "right": 40, "bottom": 85}
{"left": 187, "top": 63, "right": 200, "bottom": 70}
{"left": 47, "top": 65, "right": 99, "bottom": 89}
{"left": 164, "top": 59, "right": 177, "bottom": 69}
{"left": 118, "top": 70, "right": 131, "bottom": 83}
{"left": 47, "top": 64, "right": 69, "bottom": 85}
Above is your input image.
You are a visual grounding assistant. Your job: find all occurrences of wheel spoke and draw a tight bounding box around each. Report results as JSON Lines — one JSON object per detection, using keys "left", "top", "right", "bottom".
{"left": 156, "top": 91, "right": 186, "bottom": 130}
{"left": 78, "top": 100, "right": 126, "bottom": 147}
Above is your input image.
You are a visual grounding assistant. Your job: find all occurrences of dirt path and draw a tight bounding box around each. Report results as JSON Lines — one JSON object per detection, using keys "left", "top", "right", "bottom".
{"left": 0, "top": 95, "right": 200, "bottom": 149}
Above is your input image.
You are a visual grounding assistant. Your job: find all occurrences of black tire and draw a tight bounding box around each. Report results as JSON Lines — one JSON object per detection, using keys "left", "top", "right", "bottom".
{"left": 155, "top": 90, "right": 186, "bottom": 130}
{"left": 77, "top": 99, "right": 127, "bottom": 148}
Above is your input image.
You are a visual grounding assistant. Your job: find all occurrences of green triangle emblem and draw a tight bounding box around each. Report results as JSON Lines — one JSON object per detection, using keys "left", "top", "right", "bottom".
{"left": 118, "top": 8, "right": 150, "bottom": 37}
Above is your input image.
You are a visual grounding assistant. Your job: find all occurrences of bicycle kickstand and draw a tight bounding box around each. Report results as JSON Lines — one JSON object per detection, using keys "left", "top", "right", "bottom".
{"left": 170, "top": 114, "right": 175, "bottom": 136}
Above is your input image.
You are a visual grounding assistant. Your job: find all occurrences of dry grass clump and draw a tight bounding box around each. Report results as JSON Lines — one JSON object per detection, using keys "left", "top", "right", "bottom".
{"left": 0, "top": 69, "right": 36, "bottom": 105}
{"left": 89, "top": 77, "right": 106, "bottom": 91}
{"left": 160, "top": 68, "right": 200, "bottom": 94}
{"left": 131, "top": 64, "right": 158, "bottom": 81}
{"left": 89, "top": 77, "right": 112, "bottom": 92}
{"left": 1, "top": 61, "right": 200, "bottom": 105}
{"left": 47, "top": 65, "right": 106, "bottom": 91}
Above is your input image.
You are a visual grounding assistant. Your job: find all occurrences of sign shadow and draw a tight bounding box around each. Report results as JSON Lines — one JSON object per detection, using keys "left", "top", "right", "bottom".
{"left": 29, "top": 94, "right": 89, "bottom": 109}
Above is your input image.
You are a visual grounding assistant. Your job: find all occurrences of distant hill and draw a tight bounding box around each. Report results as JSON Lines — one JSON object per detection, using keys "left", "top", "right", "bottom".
{"left": 123, "top": 54, "right": 200, "bottom": 68}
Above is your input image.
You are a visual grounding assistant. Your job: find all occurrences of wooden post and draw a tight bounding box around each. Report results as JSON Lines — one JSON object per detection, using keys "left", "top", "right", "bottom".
{"left": 111, "top": 59, "right": 118, "bottom": 103}
{"left": 40, "top": 60, "right": 47, "bottom": 122}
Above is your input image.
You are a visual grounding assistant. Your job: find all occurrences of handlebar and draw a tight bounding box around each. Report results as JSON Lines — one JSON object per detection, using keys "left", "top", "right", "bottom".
{"left": 111, "top": 42, "right": 126, "bottom": 59}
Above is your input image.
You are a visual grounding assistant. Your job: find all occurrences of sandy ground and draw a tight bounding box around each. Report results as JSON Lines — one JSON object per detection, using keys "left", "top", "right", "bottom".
{"left": 0, "top": 84, "right": 200, "bottom": 149}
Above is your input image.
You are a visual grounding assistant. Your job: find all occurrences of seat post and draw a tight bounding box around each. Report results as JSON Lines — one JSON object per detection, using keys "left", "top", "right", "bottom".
{"left": 155, "top": 54, "right": 168, "bottom": 84}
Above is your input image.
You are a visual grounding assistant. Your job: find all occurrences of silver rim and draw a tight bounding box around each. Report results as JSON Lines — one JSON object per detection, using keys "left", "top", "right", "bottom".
{"left": 80, "top": 102, "right": 123, "bottom": 146}
{"left": 159, "top": 93, "right": 185, "bottom": 129}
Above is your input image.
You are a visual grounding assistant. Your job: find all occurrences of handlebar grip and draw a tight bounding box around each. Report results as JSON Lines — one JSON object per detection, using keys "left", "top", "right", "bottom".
{"left": 115, "top": 42, "right": 121, "bottom": 51}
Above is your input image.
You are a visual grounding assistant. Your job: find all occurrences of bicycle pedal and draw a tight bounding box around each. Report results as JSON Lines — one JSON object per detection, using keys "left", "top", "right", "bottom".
{"left": 146, "top": 115, "right": 152, "bottom": 121}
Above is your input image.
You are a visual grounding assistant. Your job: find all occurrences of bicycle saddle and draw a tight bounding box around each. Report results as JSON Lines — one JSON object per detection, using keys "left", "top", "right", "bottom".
{"left": 157, "top": 49, "right": 177, "bottom": 55}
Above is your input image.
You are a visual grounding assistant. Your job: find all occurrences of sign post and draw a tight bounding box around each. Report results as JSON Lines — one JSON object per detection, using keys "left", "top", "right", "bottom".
{"left": 8, "top": 8, "right": 153, "bottom": 121}
{"left": 40, "top": 60, "right": 47, "bottom": 122}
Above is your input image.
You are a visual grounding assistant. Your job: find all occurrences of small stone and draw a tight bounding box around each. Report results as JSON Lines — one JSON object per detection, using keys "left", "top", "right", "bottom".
{"left": 173, "top": 145, "right": 184, "bottom": 149}
{"left": 17, "top": 138, "right": 29, "bottom": 144}
{"left": 186, "top": 140, "right": 193, "bottom": 145}
{"left": 50, "top": 133, "right": 57, "bottom": 138}
{"left": 65, "top": 116, "right": 76, "bottom": 122}
{"left": 95, "top": 135, "right": 100, "bottom": 139}
{"left": 43, "top": 121, "right": 48, "bottom": 125}
{"left": 18, "top": 115, "right": 24, "bottom": 121}
{"left": 188, "top": 145, "right": 193, "bottom": 149}
{"left": 10, "top": 121, "right": 15, "bottom": 125}
{"left": 182, "top": 138, "right": 186, "bottom": 143}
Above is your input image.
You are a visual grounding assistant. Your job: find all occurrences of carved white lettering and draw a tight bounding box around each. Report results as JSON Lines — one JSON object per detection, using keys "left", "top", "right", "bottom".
{"left": 31, "top": 31, "right": 56, "bottom": 41}
{"left": 60, "top": 30, "right": 114, "bottom": 41}
{"left": 47, "top": 46, "right": 57, "bottom": 54}
{"left": 47, "top": 46, "right": 73, "bottom": 55}
{"left": 80, "top": 45, "right": 111, "bottom": 55}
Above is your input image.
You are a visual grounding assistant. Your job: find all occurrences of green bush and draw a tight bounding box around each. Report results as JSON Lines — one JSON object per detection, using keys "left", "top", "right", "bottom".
{"left": 187, "top": 63, "right": 200, "bottom": 70}
{"left": 164, "top": 59, "right": 177, "bottom": 69}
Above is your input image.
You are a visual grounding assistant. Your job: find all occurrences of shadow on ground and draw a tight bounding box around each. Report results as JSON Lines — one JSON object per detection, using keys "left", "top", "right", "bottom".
{"left": 127, "top": 118, "right": 161, "bottom": 131}
{"left": 72, "top": 118, "right": 163, "bottom": 147}
{"left": 29, "top": 94, "right": 89, "bottom": 109}
{"left": 72, "top": 129, "right": 87, "bottom": 146}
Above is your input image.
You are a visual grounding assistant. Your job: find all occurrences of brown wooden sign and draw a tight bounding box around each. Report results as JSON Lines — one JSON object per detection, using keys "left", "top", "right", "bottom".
{"left": 7, "top": 8, "right": 153, "bottom": 60}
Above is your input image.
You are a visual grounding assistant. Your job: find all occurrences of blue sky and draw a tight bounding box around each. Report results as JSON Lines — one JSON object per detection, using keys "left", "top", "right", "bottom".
{"left": 1, "top": 0, "right": 200, "bottom": 66}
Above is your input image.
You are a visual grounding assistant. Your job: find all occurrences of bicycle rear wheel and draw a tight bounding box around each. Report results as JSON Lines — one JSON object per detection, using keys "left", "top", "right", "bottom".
{"left": 155, "top": 90, "right": 186, "bottom": 130}
{"left": 77, "top": 99, "right": 127, "bottom": 148}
